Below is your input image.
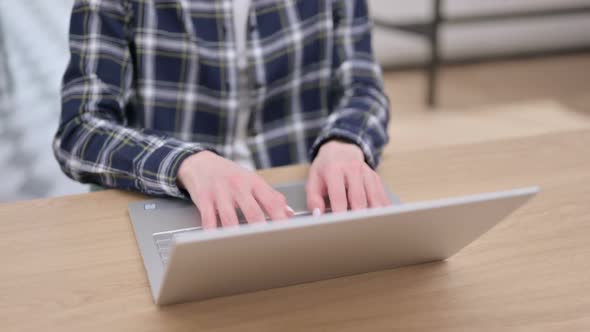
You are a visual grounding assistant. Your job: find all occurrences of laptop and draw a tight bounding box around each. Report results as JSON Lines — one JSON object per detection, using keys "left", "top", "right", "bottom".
{"left": 128, "top": 181, "right": 538, "bottom": 305}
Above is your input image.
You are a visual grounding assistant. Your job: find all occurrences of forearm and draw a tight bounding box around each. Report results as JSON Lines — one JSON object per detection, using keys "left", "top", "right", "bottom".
{"left": 53, "top": 111, "right": 213, "bottom": 197}
{"left": 311, "top": 0, "right": 390, "bottom": 168}
{"left": 54, "top": 0, "right": 212, "bottom": 197}
{"left": 311, "top": 80, "right": 389, "bottom": 168}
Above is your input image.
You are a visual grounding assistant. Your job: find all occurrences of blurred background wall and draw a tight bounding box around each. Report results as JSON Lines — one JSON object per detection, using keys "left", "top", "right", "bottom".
{"left": 0, "top": 0, "right": 589, "bottom": 202}
{"left": 0, "top": 0, "right": 84, "bottom": 201}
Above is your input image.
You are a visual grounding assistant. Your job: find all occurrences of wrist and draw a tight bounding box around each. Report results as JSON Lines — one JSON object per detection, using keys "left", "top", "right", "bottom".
{"left": 177, "top": 150, "right": 216, "bottom": 189}
{"left": 319, "top": 139, "right": 364, "bottom": 161}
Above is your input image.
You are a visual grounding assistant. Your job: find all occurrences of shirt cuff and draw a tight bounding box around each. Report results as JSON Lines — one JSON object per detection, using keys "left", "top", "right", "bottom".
{"left": 309, "top": 126, "right": 378, "bottom": 169}
{"left": 137, "top": 139, "right": 219, "bottom": 199}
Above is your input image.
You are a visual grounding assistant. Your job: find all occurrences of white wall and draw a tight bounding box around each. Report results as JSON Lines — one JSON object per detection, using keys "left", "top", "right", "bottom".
{"left": 369, "top": 0, "right": 590, "bottom": 66}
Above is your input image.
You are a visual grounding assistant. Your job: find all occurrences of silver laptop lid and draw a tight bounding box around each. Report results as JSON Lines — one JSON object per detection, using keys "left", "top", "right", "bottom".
{"left": 155, "top": 187, "right": 539, "bottom": 304}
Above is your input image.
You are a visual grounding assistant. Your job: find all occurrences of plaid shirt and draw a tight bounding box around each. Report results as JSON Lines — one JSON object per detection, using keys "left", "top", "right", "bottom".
{"left": 54, "top": 0, "right": 390, "bottom": 198}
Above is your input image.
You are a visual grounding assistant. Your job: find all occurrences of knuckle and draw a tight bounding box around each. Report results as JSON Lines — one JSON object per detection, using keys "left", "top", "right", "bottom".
{"left": 328, "top": 162, "right": 342, "bottom": 172}
{"left": 355, "top": 196, "right": 368, "bottom": 208}
{"left": 226, "top": 173, "right": 244, "bottom": 189}
{"left": 202, "top": 209, "right": 216, "bottom": 221}
{"left": 317, "top": 164, "right": 334, "bottom": 177}
{"left": 347, "top": 159, "right": 363, "bottom": 171}
{"left": 351, "top": 189, "right": 364, "bottom": 201}
{"left": 252, "top": 178, "right": 271, "bottom": 193}
{"left": 273, "top": 195, "right": 286, "bottom": 207}
{"left": 217, "top": 208, "right": 230, "bottom": 220}
{"left": 213, "top": 180, "right": 228, "bottom": 194}
{"left": 219, "top": 212, "right": 236, "bottom": 224}
{"left": 275, "top": 192, "right": 287, "bottom": 204}
{"left": 197, "top": 203, "right": 213, "bottom": 216}
{"left": 251, "top": 174, "right": 265, "bottom": 184}
{"left": 240, "top": 201, "right": 258, "bottom": 217}
{"left": 249, "top": 212, "right": 266, "bottom": 223}
{"left": 194, "top": 189, "right": 213, "bottom": 201}
{"left": 250, "top": 175, "right": 269, "bottom": 189}
{"left": 194, "top": 199, "right": 212, "bottom": 213}
{"left": 216, "top": 204, "right": 234, "bottom": 220}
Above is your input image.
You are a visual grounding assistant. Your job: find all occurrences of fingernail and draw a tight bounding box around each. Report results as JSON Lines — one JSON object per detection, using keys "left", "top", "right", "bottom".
{"left": 285, "top": 205, "right": 295, "bottom": 215}
{"left": 313, "top": 208, "right": 321, "bottom": 217}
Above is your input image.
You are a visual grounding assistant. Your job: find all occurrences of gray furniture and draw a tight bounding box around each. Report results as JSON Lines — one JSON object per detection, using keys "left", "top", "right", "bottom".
{"left": 374, "top": 1, "right": 590, "bottom": 107}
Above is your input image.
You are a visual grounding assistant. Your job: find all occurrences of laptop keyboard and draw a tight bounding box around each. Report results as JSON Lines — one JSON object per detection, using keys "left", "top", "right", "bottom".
{"left": 152, "top": 209, "right": 328, "bottom": 265}
{"left": 153, "top": 227, "right": 202, "bottom": 265}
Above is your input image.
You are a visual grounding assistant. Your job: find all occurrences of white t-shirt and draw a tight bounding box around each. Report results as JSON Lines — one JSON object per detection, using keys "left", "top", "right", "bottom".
{"left": 232, "top": 0, "right": 255, "bottom": 171}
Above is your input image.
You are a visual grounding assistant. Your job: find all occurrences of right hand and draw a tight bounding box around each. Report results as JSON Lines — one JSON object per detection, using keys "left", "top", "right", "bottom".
{"left": 177, "top": 151, "right": 294, "bottom": 229}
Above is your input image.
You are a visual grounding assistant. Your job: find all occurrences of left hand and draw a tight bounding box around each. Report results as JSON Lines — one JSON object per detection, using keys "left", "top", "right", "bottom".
{"left": 306, "top": 140, "right": 391, "bottom": 216}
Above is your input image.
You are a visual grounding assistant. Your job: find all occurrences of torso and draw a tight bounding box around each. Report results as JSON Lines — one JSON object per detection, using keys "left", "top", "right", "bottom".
{"left": 126, "top": 0, "right": 337, "bottom": 168}
{"left": 231, "top": 0, "right": 256, "bottom": 170}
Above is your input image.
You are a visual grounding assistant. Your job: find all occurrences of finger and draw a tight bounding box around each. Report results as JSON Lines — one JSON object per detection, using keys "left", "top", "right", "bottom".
{"left": 270, "top": 188, "right": 295, "bottom": 217}
{"left": 234, "top": 191, "right": 266, "bottom": 224}
{"left": 214, "top": 191, "right": 240, "bottom": 227}
{"left": 305, "top": 170, "right": 326, "bottom": 216}
{"left": 363, "top": 168, "right": 384, "bottom": 208}
{"left": 345, "top": 166, "right": 367, "bottom": 211}
{"left": 374, "top": 172, "right": 392, "bottom": 206}
{"left": 325, "top": 168, "right": 348, "bottom": 213}
{"left": 252, "top": 180, "right": 289, "bottom": 221}
{"left": 194, "top": 195, "right": 218, "bottom": 229}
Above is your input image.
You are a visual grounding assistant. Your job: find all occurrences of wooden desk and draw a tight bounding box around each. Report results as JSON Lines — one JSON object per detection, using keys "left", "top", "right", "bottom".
{"left": 1, "top": 130, "right": 589, "bottom": 331}
{"left": 386, "top": 100, "right": 590, "bottom": 153}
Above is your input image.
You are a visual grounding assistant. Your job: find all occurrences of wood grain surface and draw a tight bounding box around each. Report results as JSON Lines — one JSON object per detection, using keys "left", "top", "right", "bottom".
{"left": 1, "top": 130, "right": 589, "bottom": 331}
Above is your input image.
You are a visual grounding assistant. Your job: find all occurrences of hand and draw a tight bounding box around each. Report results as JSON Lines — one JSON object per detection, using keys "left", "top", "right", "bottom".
{"left": 177, "top": 151, "right": 294, "bottom": 229}
{"left": 306, "top": 140, "right": 391, "bottom": 215}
